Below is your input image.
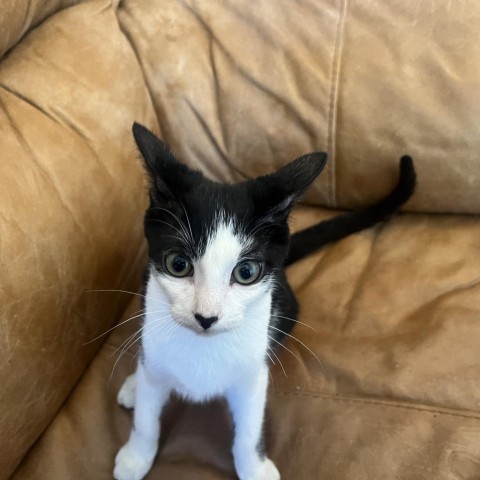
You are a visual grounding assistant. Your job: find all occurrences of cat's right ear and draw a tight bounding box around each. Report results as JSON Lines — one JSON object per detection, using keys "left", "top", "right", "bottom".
{"left": 132, "top": 122, "right": 202, "bottom": 204}
{"left": 132, "top": 122, "right": 176, "bottom": 179}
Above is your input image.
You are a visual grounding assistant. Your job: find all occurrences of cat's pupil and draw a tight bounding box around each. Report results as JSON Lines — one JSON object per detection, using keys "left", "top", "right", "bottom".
{"left": 172, "top": 256, "right": 186, "bottom": 272}
{"left": 239, "top": 264, "right": 252, "bottom": 280}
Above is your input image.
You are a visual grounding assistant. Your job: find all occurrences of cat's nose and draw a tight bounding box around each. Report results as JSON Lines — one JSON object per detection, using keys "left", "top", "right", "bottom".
{"left": 194, "top": 313, "right": 218, "bottom": 330}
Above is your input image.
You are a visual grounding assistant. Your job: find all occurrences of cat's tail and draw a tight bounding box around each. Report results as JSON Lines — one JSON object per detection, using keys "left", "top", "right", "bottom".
{"left": 285, "top": 156, "right": 416, "bottom": 266}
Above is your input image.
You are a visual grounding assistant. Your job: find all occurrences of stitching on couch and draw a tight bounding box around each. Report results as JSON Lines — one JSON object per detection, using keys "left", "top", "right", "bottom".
{"left": 274, "top": 390, "right": 480, "bottom": 421}
{"left": 327, "top": 0, "right": 348, "bottom": 208}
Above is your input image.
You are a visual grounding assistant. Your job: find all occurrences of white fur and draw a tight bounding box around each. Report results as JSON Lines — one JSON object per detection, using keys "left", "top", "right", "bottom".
{"left": 114, "top": 220, "right": 279, "bottom": 480}
{"left": 117, "top": 373, "right": 136, "bottom": 409}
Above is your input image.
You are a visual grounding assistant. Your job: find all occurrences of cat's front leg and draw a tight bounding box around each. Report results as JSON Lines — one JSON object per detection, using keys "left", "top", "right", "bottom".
{"left": 226, "top": 366, "right": 280, "bottom": 480}
{"left": 114, "top": 363, "right": 170, "bottom": 480}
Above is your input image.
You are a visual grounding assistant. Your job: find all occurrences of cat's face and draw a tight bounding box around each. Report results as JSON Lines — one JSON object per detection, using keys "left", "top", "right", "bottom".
{"left": 133, "top": 123, "right": 326, "bottom": 335}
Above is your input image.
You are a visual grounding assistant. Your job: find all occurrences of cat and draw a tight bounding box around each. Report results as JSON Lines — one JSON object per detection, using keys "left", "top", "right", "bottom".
{"left": 113, "top": 122, "right": 416, "bottom": 480}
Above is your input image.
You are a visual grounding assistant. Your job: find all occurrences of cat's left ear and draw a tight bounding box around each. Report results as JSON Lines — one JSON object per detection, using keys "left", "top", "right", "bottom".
{"left": 253, "top": 152, "right": 328, "bottom": 222}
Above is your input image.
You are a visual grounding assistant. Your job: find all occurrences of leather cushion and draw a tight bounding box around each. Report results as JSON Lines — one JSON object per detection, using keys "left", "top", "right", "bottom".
{"left": 119, "top": 0, "right": 480, "bottom": 214}
{"left": 12, "top": 207, "right": 480, "bottom": 479}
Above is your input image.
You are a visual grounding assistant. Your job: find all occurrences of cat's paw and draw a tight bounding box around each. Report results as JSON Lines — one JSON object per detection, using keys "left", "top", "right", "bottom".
{"left": 117, "top": 373, "right": 136, "bottom": 409}
{"left": 113, "top": 443, "right": 154, "bottom": 480}
{"left": 255, "top": 458, "right": 280, "bottom": 480}
{"left": 238, "top": 458, "right": 280, "bottom": 480}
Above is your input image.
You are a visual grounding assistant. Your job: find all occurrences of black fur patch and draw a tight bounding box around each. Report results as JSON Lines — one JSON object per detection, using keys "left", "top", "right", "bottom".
{"left": 133, "top": 122, "right": 416, "bottom": 350}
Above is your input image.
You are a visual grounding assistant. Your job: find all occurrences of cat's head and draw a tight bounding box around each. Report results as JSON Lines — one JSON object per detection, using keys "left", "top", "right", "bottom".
{"left": 133, "top": 123, "right": 327, "bottom": 334}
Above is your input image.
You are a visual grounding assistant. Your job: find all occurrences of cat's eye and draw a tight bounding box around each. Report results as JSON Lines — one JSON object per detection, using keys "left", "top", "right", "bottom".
{"left": 232, "top": 260, "right": 262, "bottom": 285}
{"left": 164, "top": 252, "right": 193, "bottom": 277}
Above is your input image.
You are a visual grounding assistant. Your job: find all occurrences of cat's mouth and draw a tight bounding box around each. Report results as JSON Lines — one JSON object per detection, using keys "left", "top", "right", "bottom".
{"left": 174, "top": 319, "right": 229, "bottom": 336}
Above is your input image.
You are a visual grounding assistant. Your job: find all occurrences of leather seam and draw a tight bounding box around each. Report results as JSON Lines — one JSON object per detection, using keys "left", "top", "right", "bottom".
{"left": 327, "top": 0, "right": 348, "bottom": 208}
{"left": 274, "top": 390, "right": 480, "bottom": 421}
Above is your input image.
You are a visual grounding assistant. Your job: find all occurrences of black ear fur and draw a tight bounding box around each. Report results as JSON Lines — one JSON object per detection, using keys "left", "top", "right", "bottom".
{"left": 252, "top": 152, "right": 328, "bottom": 222}
{"left": 132, "top": 122, "right": 177, "bottom": 174}
{"left": 132, "top": 122, "right": 203, "bottom": 204}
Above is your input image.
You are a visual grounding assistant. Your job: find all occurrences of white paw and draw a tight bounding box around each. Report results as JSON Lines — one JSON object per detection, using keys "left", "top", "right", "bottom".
{"left": 255, "top": 458, "right": 280, "bottom": 480}
{"left": 113, "top": 443, "right": 154, "bottom": 480}
{"left": 117, "top": 374, "right": 136, "bottom": 409}
{"left": 238, "top": 457, "right": 280, "bottom": 480}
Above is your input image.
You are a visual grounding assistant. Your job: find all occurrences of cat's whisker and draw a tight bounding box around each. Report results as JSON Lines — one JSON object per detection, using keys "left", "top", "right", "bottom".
{"left": 113, "top": 313, "right": 173, "bottom": 358}
{"left": 178, "top": 201, "right": 195, "bottom": 243}
{"left": 267, "top": 334, "right": 302, "bottom": 365}
{"left": 118, "top": 315, "right": 182, "bottom": 367}
{"left": 268, "top": 324, "right": 322, "bottom": 367}
{"left": 265, "top": 350, "right": 275, "bottom": 366}
{"left": 83, "top": 308, "right": 162, "bottom": 345}
{"left": 83, "top": 289, "right": 172, "bottom": 307}
{"left": 150, "top": 206, "right": 193, "bottom": 243}
{"left": 112, "top": 311, "right": 172, "bottom": 356}
{"left": 146, "top": 218, "right": 190, "bottom": 246}
{"left": 108, "top": 315, "right": 180, "bottom": 389}
{"left": 270, "top": 314, "right": 317, "bottom": 332}
{"left": 231, "top": 327, "right": 243, "bottom": 346}
{"left": 268, "top": 345, "right": 288, "bottom": 379}
{"left": 250, "top": 223, "right": 275, "bottom": 236}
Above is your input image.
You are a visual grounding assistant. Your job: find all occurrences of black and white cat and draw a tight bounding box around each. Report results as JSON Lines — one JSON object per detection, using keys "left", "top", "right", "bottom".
{"left": 113, "top": 123, "right": 416, "bottom": 480}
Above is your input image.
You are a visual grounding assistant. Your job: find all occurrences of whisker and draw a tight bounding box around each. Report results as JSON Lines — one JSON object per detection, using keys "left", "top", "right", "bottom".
{"left": 150, "top": 206, "right": 192, "bottom": 242}
{"left": 267, "top": 334, "right": 302, "bottom": 364}
{"left": 178, "top": 201, "right": 194, "bottom": 243}
{"left": 268, "top": 324, "right": 322, "bottom": 367}
{"left": 83, "top": 306, "right": 170, "bottom": 346}
{"left": 83, "top": 289, "right": 172, "bottom": 307}
{"left": 270, "top": 314, "right": 317, "bottom": 332}
{"left": 112, "top": 313, "right": 172, "bottom": 358}
{"left": 118, "top": 315, "right": 180, "bottom": 369}
{"left": 265, "top": 350, "right": 275, "bottom": 365}
{"left": 268, "top": 345, "right": 288, "bottom": 379}
{"left": 108, "top": 315, "right": 180, "bottom": 389}
{"left": 82, "top": 308, "right": 158, "bottom": 345}
{"left": 145, "top": 218, "right": 190, "bottom": 245}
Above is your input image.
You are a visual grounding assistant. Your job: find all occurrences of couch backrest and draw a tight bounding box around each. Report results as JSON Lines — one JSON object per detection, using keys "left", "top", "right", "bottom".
{"left": 0, "top": 0, "right": 91, "bottom": 58}
{"left": 118, "top": 0, "right": 480, "bottom": 214}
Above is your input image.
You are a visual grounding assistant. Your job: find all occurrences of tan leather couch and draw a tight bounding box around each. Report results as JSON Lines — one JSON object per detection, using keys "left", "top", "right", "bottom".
{"left": 2, "top": 1, "right": 480, "bottom": 479}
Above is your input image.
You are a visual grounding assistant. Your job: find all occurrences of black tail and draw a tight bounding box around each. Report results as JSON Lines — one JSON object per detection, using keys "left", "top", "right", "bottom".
{"left": 285, "top": 156, "right": 416, "bottom": 266}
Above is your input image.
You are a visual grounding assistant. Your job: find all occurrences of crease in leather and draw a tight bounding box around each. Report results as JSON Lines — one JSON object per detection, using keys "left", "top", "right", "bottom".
{"left": 184, "top": 97, "right": 249, "bottom": 181}
{"left": 0, "top": 94, "right": 90, "bottom": 240}
{"left": 0, "top": 83, "right": 62, "bottom": 128}
{"left": 397, "top": 275, "right": 480, "bottom": 338}
{"left": 449, "top": 451, "right": 480, "bottom": 480}
{"left": 0, "top": 1, "right": 91, "bottom": 59}
{"left": 327, "top": 0, "right": 348, "bottom": 208}
{"left": 341, "top": 224, "right": 381, "bottom": 332}
{"left": 181, "top": 2, "right": 316, "bottom": 143}
{"left": 28, "top": 42, "right": 93, "bottom": 91}
{"left": 207, "top": 34, "right": 229, "bottom": 161}
{"left": 114, "top": 3, "right": 159, "bottom": 132}
{"left": 204, "top": 35, "right": 250, "bottom": 181}
{"left": 50, "top": 106, "right": 119, "bottom": 186}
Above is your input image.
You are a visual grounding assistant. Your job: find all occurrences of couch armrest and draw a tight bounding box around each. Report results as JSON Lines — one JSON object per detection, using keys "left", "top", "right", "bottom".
{"left": 0, "top": 1, "right": 156, "bottom": 476}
